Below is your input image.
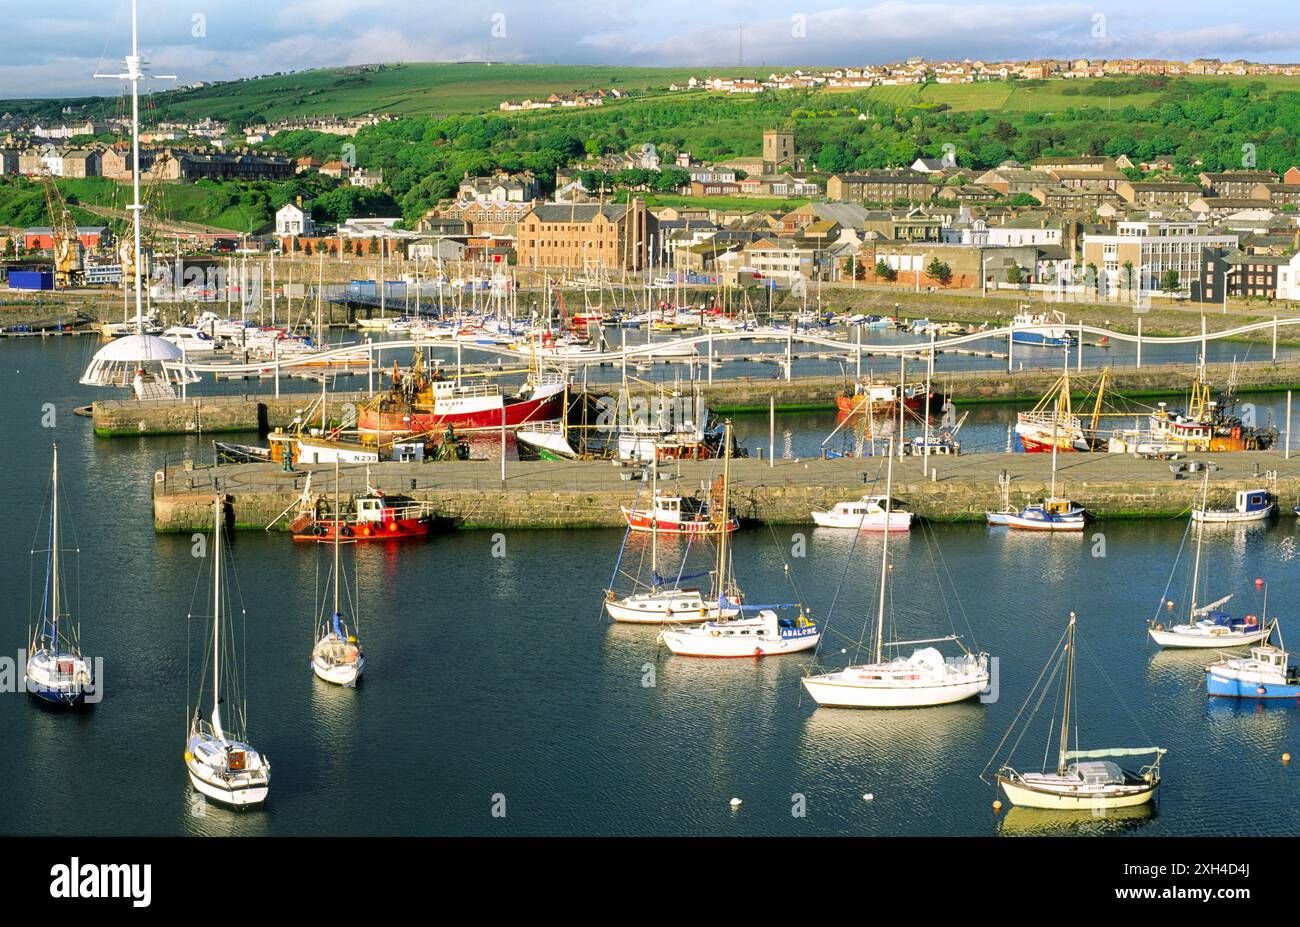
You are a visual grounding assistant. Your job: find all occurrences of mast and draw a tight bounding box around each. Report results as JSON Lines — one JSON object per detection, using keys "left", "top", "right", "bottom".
{"left": 875, "top": 438, "right": 895, "bottom": 663}
{"left": 650, "top": 456, "right": 658, "bottom": 579}
{"left": 333, "top": 460, "right": 341, "bottom": 620}
{"left": 211, "top": 496, "right": 224, "bottom": 742}
{"left": 716, "top": 421, "right": 732, "bottom": 603}
{"left": 50, "top": 443, "right": 60, "bottom": 648}
{"left": 1189, "top": 470, "right": 1208, "bottom": 618}
{"left": 1056, "top": 611, "right": 1077, "bottom": 775}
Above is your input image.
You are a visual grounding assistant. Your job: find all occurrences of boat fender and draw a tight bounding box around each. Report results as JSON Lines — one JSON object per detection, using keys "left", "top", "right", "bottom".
{"left": 312, "top": 525, "right": 324, "bottom": 536}
{"left": 753, "top": 647, "right": 763, "bottom": 658}
{"left": 699, "top": 607, "right": 707, "bottom": 617}
{"left": 388, "top": 522, "right": 398, "bottom": 532}
{"left": 362, "top": 527, "right": 372, "bottom": 537}
{"left": 184, "top": 751, "right": 194, "bottom": 763}
{"left": 341, "top": 526, "right": 353, "bottom": 537}
{"left": 664, "top": 609, "right": 673, "bottom": 618}
{"left": 1258, "top": 686, "right": 1268, "bottom": 695}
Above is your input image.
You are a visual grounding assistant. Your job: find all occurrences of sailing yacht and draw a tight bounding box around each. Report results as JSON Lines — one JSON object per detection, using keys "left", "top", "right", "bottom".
{"left": 25, "top": 444, "right": 96, "bottom": 707}
{"left": 311, "top": 468, "right": 365, "bottom": 686}
{"left": 802, "top": 440, "right": 990, "bottom": 707}
{"left": 1149, "top": 472, "right": 1275, "bottom": 648}
{"left": 989, "top": 612, "right": 1165, "bottom": 810}
{"left": 658, "top": 422, "right": 820, "bottom": 657}
{"left": 604, "top": 459, "right": 739, "bottom": 624}
{"left": 185, "top": 497, "right": 270, "bottom": 808}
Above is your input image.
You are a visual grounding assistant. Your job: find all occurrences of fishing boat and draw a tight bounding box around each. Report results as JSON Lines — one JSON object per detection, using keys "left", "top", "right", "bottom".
{"left": 25, "top": 444, "right": 96, "bottom": 707}
{"left": 1206, "top": 643, "right": 1300, "bottom": 699}
{"left": 988, "top": 611, "right": 1165, "bottom": 810}
{"left": 290, "top": 481, "right": 435, "bottom": 542}
{"left": 811, "top": 495, "right": 913, "bottom": 531}
{"left": 357, "top": 351, "right": 565, "bottom": 440}
{"left": 311, "top": 468, "right": 365, "bottom": 686}
{"left": 621, "top": 487, "right": 738, "bottom": 535}
{"left": 1192, "top": 488, "right": 1274, "bottom": 523}
{"left": 1149, "top": 474, "right": 1275, "bottom": 648}
{"left": 987, "top": 417, "right": 1085, "bottom": 531}
{"left": 658, "top": 423, "right": 820, "bottom": 657}
{"left": 1011, "top": 310, "right": 1075, "bottom": 347}
{"left": 1015, "top": 370, "right": 1107, "bottom": 453}
{"left": 185, "top": 497, "right": 270, "bottom": 808}
{"left": 604, "top": 458, "right": 740, "bottom": 624}
{"left": 515, "top": 421, "right": 577, "bottom": 460}
{"left": 1108, "top": 377, "right": 1276, "bottom": 454}
{"left": 836, "top": 379, "right": 936, "bottom": 416}
{"left": 802, "top": 442, "right": 990, "bottom": 707}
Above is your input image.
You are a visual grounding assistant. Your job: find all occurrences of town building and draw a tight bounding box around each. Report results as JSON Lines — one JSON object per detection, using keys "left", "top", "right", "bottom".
{"left": 516, "top": 202, "right": 654, "bottom": 271}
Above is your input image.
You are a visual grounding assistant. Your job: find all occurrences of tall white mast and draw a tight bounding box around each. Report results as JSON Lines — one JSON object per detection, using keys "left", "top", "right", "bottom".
{"left": 50, "top": 443, "right": 60, "bottom": 646}
{"left": 211, "top": 496, "right": 224, "bottom": 743}
{"left": 875, "top": 438, "right": 895, "bottom": 663}
{"left": 1189, "top": 471, "right": 1209, "bottom": 617}
{"left": 95, "top": 0, "right": 174, "bottom": 333}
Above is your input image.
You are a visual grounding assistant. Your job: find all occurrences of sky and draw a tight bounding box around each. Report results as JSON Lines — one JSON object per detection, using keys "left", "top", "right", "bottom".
{"left": 2, "top": 0, "right": 1300, "bottom": 98}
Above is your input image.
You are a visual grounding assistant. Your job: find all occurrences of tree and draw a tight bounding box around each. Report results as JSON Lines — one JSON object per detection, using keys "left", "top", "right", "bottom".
{"left": 926, "top": 258, "right": 952, "bottom": 286}
{"left": 1160, "top": 268, "right": 1181, "bottom": 293}
{"left": 368, "top": 237, "right": 379, "bottom": 255}
{"left": 875, "top": 259, "right": 897, "bottom": 282}
{"left": 1006, "top": 263, "right": 1023, "bottom": 285}
{"left": 302, "top": 240, "right": 313, "bottom": 256}
{"left": 1122, "top": 260, "right": 1134, "bottom": 290}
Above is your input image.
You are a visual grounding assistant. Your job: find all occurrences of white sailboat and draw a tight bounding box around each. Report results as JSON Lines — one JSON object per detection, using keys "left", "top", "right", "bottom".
{"left": 802, "top": 439, "right": 990, "bottom": 707}
{"left": 604, "top": 457, "right": 739, "bottom": 624}
{"left": 25, "top": 444, "right": 96, "bottom": 707}
{"left": 1148, "top": 472, "right": 1274, "bottom": 648}
{"left": 989, "top": 611, "right": 1165, "bottom": 811}
{"left": 185, "top": 497, "right": 270, "bottom": 808}
{"left": 658, "top": 422, "right": 820, "bottom": 657}
{"left": 311, "top": 467, "right": 365, "bottom": 686}
{"left": 811, "top": 494, "right": 913, "bottom": 531}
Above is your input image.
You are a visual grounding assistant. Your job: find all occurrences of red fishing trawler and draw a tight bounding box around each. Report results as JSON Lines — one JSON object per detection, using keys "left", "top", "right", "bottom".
{"left": 290, "top": 487, "right": 435, "bottom": 542}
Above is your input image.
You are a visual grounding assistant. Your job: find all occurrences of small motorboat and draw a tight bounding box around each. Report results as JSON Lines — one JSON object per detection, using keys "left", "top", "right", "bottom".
{"left": 811, "top": 495, "right": 913, "bottom": 531}
{"left": 1206, "top": 644, "right": 1300, "bottom": 699}
{"left": 659, "top": 607, "right": 819, "bottom": 657}
{"left": 1192, "top": 488, "right": 1274, "bottom": 523}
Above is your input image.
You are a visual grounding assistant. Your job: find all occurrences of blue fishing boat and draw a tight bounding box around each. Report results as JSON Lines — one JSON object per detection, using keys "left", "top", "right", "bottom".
{"left": 1010, "top": 310, "right": 1077, "bottom": 347}
{"left": 1207, "top": 645, "right": 1300, "bottom": 699}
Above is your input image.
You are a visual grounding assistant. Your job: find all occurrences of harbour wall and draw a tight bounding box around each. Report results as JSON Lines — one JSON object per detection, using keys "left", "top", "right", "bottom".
{"left": 151, "top": 452, "right": 1300, "bottom": 532}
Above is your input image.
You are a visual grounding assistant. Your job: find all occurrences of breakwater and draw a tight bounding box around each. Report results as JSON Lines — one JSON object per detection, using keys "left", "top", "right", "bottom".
{"left": 151, "top": 451, "right": 1300, "bottom": 532}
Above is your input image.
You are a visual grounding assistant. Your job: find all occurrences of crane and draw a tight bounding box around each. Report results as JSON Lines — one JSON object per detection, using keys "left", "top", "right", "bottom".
{"left": 38, "top": 168, "right": 84, "bottom": 288}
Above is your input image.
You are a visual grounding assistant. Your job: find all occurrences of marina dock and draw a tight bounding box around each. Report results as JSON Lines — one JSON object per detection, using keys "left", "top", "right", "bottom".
{"left": 152, "top": 451, "right": 1300, "bottom": 532}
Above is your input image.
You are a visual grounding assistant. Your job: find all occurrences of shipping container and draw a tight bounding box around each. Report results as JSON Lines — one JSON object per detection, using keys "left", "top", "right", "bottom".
{"left": 8, "top": 270, "right": 54, "bottom": 290}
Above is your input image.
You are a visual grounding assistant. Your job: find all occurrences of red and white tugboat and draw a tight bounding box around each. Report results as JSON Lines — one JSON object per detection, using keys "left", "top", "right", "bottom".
{"left": 290, "top": 482, "right": 435, "bottom": 542}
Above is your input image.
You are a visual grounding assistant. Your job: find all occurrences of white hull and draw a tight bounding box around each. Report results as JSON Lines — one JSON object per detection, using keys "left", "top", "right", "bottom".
{"left": 604, "top": 591, "right": 737, "bottom": 624}
{"left": 811, "top": 511, "right": 912, "bottom": 531}
{"left": 997, "top": 774, "right": 1156, "bottom": 810}
{"left": 659, "top": 613, "right": 819, "bottom": 657}
{"left": 185, "top": 735, "right": 270, "bottom": 808}
{"left": 1001, "top": 514, "right": 1085, "bottom": 531}
{"left": 1192, "top": 506, "right": 1273, "bottom": 524}
{"left": 1148, "top": 624, "right": 1272, "bottom": 648}
{"left": 802, "top": 674, "right": 987, "bottom": 707}
{"left": 311, "top": 655, "right": 365, "bottom": 686}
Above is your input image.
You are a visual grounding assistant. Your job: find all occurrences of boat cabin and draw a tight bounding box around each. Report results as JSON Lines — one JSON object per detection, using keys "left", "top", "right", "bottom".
{"left": 1234, "top": 489, "right": 1271, "bottom": 514}
{"left": 1067, "top": 760, "right": 1127, "bottom": 786}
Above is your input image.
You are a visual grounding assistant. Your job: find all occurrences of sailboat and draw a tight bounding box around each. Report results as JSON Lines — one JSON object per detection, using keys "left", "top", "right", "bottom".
{"left": 802, "top": 439, "right": 990, "bottom": 707}
{"left": 184, "top": 497, "right": 270, "bottom": 808}
{"left": 986, "top": 412, "right": 1084, "bottom": 531}
{"left": 604, "top": 457, "right": 739, "bottom": 624}
{"left": 25, "top": 444, "right": 95, "bottom": 707}
{"left": 988, "top": 611, "right": 1165, "bottom": 810}
{"left": 311, "top": 466, "right": 365, "bottom": 686}
{"left": 1148, "top": 472, "right": 1274, "bottom": 648}
{"left": 658, "top": 423, "right": 819, "bottom": 657}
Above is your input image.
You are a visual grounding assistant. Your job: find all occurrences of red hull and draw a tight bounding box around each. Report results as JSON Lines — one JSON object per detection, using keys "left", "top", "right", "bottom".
{"left": 291, "top": 515, "right": 431, "bottom": 542}
{"left": 359, "top": 391, "right": 563, "bottom": 435}
{"left": 622, "top": 509, "right": 738, "bottom": 535}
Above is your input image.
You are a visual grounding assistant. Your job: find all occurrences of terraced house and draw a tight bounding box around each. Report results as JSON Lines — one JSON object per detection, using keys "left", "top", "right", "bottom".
{"left": 516, "top": 202, "right": 654, "bottom": 271}
{"left": 826, "top": 170, "right": 933, "bottom": 205}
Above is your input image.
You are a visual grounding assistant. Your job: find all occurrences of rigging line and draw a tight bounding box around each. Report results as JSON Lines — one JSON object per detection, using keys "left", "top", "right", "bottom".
{"left": 1078, "top": 631, "right": 1158, "bottom": 745}
{"left": 981, "top": 620, "right": 1070, "bottom": 779}
{"left": 813, "top": 454, "right": 886, "bottom": 661}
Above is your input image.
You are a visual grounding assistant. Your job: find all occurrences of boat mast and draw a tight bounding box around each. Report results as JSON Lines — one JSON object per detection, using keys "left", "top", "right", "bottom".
{"left": 1056, "top": 611, "right": 1077, "bottom": 775}
{"left": 211, "top": 495, "right": 224, "bottom": 742}
{"left": 1189, "top": 471, "right": 1208, "bottom": 619}
{"left": 717, "top": 421, "right": 732, "bottom": 602}
{"left": 49, "top": 443, "right": 60, "bottom": 650}
{"left": 875, "top": 438, "right": 895, "bottom": 663}
{"left": 333, "top": 460, "right": 341, "bottom": 620}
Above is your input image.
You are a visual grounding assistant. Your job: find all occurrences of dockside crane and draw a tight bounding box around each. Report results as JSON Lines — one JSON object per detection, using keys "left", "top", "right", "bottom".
{"left": 38, "top": 169, "right": 84, "bottom": 288}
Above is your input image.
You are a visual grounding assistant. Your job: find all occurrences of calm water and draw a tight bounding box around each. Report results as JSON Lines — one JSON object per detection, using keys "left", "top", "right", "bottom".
{"left": 2, "top": 335, "right": 1298, "bottom": 837}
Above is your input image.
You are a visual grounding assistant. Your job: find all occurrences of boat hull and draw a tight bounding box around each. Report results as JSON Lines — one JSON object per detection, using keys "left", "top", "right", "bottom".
{"left": 291, "top": 515, "right": 431, "bottom": 543}
{"left": 311, "top": 656, "right": 364, "bottom": 687}
{"left": 659, "top": 628, "right": 820, "bottom": 657}
{"left": 996, "top": 775, "right": 1157, "bottom": 810}
{"left": 801, "top": 675, "right": 987, "bottom": 708}
{"left": 358, "top": 390, "right": 562, "bottom": 436}
{"left": 621, "top": 508, "right": 738, "bottom": 535}
{"left": 811, "top": 511, "right": 912, "bottom": 531}
{"left": 1148, "top": 625, "right": 1272, "bottom": 648}
{"left": 1206, "top": 673, "right": 1300, "bottom": 699}
{"left": 1192, "top": 506, "right": 1274, "bottom": 524}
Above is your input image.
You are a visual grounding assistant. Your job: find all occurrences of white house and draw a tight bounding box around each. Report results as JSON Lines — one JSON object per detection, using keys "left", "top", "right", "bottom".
{"left": 1276, "top": 251, "right": 1300, "bottom": 300}
{"left": 275, "top": 202, "right": 316, "bottom": 237}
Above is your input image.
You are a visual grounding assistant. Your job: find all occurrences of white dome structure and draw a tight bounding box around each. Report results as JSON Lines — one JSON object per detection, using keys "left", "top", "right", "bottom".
{"left": 80, "top": 333, "right": 197, "bottom": 390}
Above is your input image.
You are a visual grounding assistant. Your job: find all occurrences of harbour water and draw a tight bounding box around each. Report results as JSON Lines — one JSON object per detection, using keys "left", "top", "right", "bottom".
{"left": 2, "top": 336, "right": 1298, "bottom": 836}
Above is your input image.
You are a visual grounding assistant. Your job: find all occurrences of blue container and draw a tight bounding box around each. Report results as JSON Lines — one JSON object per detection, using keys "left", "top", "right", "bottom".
{"left": 8, "top": 270, "right": 54, "bottom": 290}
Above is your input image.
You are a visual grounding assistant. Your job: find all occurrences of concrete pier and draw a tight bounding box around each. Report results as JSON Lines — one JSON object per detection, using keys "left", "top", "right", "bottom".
{"left": 152, "top": 451, "right": 1300, "bottom": 532}
{"left": 96, "top": 358, "right": 1300, "bottom": 437}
